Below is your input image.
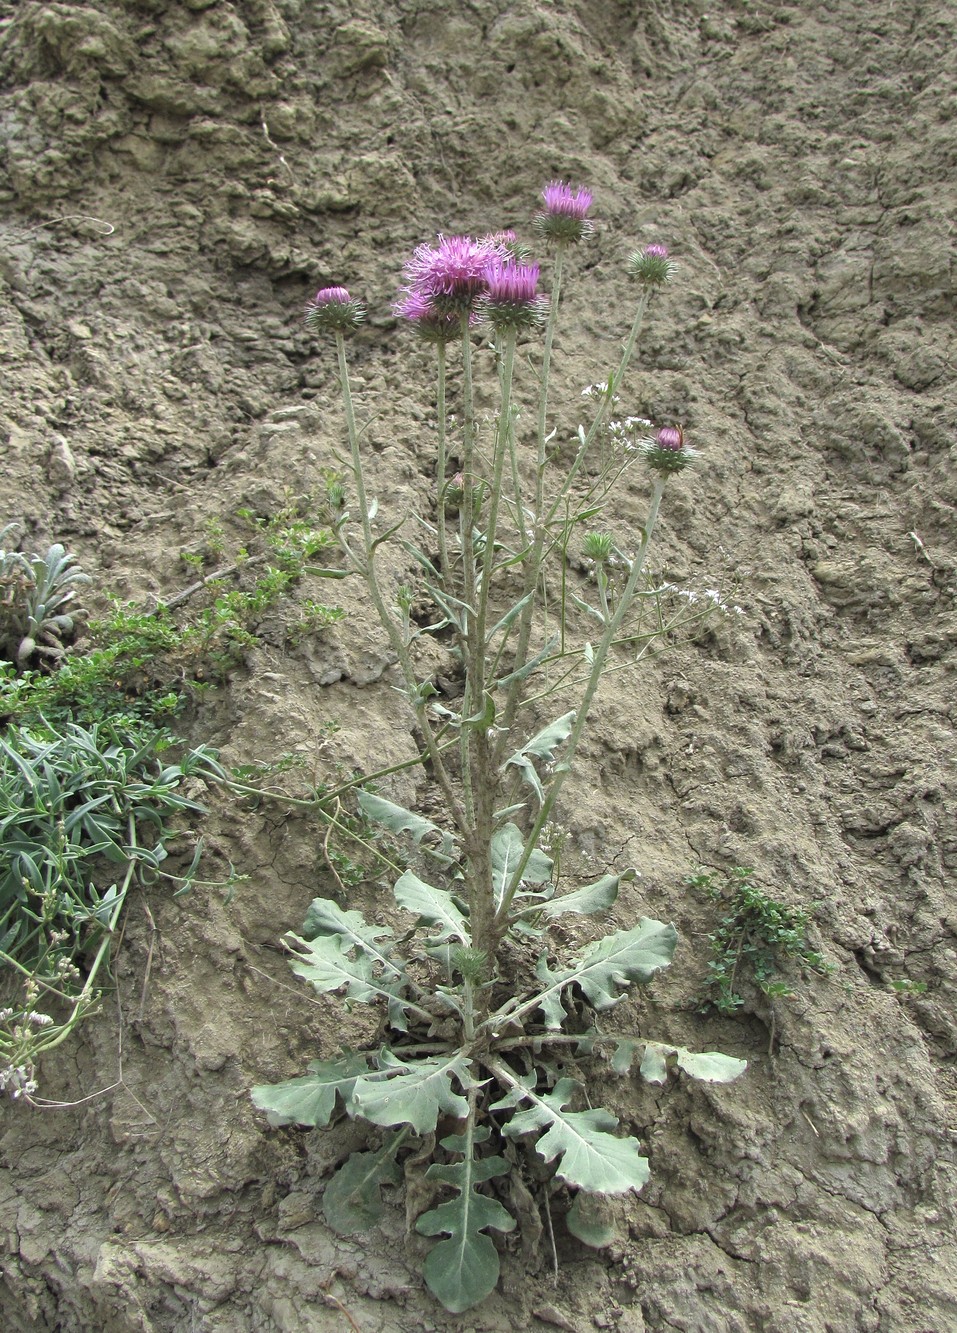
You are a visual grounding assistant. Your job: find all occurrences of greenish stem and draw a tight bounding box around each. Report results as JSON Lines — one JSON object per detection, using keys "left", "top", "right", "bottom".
{"left": 462, "top": 329, "right": 519, "bottom": 965}
{"left": 456, "top": 314, "right": 479, "bottom": 830}
{"left": 435, "top": 340, "right": 450, "bottom": 584}
{"left": 334, "top": 331, "right": 465, "bottom": 833}
{"left": 492, "top": 477, "right": 666, "bottom": 930}
{"left": 15, "top": 817, "right": 138, "bottom": 1065}
{"left": 222, "top": 736, "right": 460, "bottom": 812}
{"left": 495, "top": 288, "right": 653, "bottom": 757}
{"left": 475, "top": 329, "right": 517, "bottom": 668}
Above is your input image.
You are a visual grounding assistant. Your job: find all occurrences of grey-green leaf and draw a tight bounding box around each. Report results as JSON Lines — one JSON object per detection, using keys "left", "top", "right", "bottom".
{"left": 358, "top": 790, "right": 457, "bottom": 866}
{"left": 673, "top": 1048, "right": 748, "bottom": 1082}
{"left": 504, "top": 711, "right": 576, "bottom": 806}
{"left": 301, "top": 897, "right": 399, "bottom": 975}
{"left": 286, "top": 932, "right": 378, "bottom": 1003}
{"left": 537, "top": 870, "right": 630, "bottom": 919}
{"left": 417, "top": 1123, "right": 515, "bottom": 1313}
{"left": 250, "top": 1052, "right": 369, "bottom": 1127}
{"left": 491, "top": 823, "right": 553, "bottom": 905}
{"left": 638, "top": 1044, "right": 669, "bottom": 1084}
{"left": 531, "top": 918, "right": 677, "bottom": 1029}
{"left": 500, "top": 1076, "right": 649, "bottom": 1195}
{"left": 393, "top": 870, "right": 469, "bottom": 944}
{"left": 351, "top": 1051, "right": 475, "bottom": 1135}
{"left": 612, "top": 1040, "right": 747, "bottom": 1085}
{"left": 566, "top": 1192, "right": 618, "bottom": 1249}
{"left": 322, "top": 1140, "right": 403, "bottom": 1235}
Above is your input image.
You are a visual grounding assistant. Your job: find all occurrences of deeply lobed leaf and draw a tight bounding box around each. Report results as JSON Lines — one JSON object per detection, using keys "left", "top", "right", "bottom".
{"left": 495, "top": 1075, "right": 649, "bottom": 1195}
{"left": 416, "top": 1122, "right": 515, "bottom": 1313}
{"left": 358, "top": 790, "right": 457, "bottom": 866}
{"left": 323, "top": 1138, "right": 404, "bottom": 1235}
{"left": 250, "top": 1052, "right": 369, "bottom": 1127}
{"left": 351, "top": 1050, "right": 477, "bottom": 1135}
{"left": 530, "top": 917, "right": 678, "bottom": 1028}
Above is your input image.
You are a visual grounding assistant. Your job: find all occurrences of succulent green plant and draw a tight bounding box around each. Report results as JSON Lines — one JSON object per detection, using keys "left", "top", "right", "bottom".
{"left": 0, "top": 525, "right": 91, "bottom": 669}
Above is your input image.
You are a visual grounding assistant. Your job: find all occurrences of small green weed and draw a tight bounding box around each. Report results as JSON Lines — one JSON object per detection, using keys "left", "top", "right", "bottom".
{"left": 0, "top": 511, "right": 341, "bottom": 1096}
{"left": 690, "top": 866, "right": 829, "bottom": 1015}
{"left": 0, "top": 717, "right": 228, "bottom": 1098}
{"left": 0, "top": 504, "right": 344, "bottom": 727}
{"left": 888, "top": 978, "right": 927, "bottom": 997}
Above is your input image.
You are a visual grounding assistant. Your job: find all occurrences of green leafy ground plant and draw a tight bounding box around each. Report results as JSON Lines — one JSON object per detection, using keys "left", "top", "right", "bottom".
{"left": 0, "top": 529, "right": 270, "bottom": 1095}
{"left": 252, "top": 184, "right": 746, "bottom": 1312}
{"left": 691, "top": 866, "right": 829, "bottom": 1014}
{"left": 0, "top": 504, "right": 343, "bottom": 727}
{"left": 0, "top": 717, "right": 226, "bottom": 1099}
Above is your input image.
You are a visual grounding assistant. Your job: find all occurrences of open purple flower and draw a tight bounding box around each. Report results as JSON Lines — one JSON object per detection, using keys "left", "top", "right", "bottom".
{"left": 628, "top": 243, "right": 677, "bottom": 287}
{"left": 403, "top": 233, "right": 509, "bottom": 315}
{"left": 305, "top": 286, "right": 365, "bottom": 335}
{"left": 534, "top": 180, "right": 594, "bottom": 244}
{"left": 478, "top": 260, "right": 548, "bottom": 333}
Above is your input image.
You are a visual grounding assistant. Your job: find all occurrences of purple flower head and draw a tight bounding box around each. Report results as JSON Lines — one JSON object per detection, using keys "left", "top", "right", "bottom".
{"left": 305, "top": 285, "right": 365, "bottom": 336}
{"left": 541, "top": 181, "right": 593, "bottom": 219}
{"left": 394, "top": 287, "right": 476, "bottom": 343}
{"left": 313, "top": 286, "right": 353, "bottom": 306}
{"left": 484, "top": 260, "right": 540, "bottom": 303}
{"left": 656, "top": 425, "right": 683, "bottom": 451}
{"left": 484, "top": 228, "right": 534, "bottom": 263}
{"left": 637, "top": 423, "right": 698, "bottom": 476}
{"left": 535, "top": 180, "right": 594, "bottom": 244}
{"left": 478, "top": 260, "right": 549, "bottom": 334}
{"left": 404, "top": 233, "right": 509, "bottom": 314}
{"left": 628, "top": 243, "right": 676, "bottom": 286}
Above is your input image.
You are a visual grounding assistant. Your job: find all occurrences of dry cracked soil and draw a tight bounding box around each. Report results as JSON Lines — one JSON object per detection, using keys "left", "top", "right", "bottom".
{"left": 1, "top": 0, "right": 956, "bottom": 1330}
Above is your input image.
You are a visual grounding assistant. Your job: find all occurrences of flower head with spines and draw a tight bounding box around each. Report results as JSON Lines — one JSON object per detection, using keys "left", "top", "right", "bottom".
{"left": 402, "top": 233, "right": 510, "bottom": 317}
{"left": 534, "top": 180, "right": 594, "bottom": 244}
{"left": 394, "top": 288, "right": 475, "bottom": 343}
{"left": 305, "top": 286, "right": 365, "bottom": 335}
{"left": 628, "top": 244, "right": 677, "bottom": 287}
{"left": 478, "top": 260, "right": 548, "bottom": 334}
{"left": 636, "top": 424, "right": 698, "bottom": 475}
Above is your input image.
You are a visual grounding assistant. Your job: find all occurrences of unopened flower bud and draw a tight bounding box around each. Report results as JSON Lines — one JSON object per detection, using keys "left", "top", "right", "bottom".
{"left": 583, "top": 532, "right": 614, "bottom": 563}
{"left": 451, "top": 945, "right": 488, "bottom": 984}
{"left": 628, "top": 243, "right": 677, "bottom": 286}
{"left": 305, "top": 286, "right": 365, "bottom": 335}
{"left": 637, "top": 424, "right": 698, "bottom": 476}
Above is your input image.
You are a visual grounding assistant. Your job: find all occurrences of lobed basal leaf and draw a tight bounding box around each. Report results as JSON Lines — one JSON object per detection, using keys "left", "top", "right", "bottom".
{"left": 490, "top": 822, "right": 553, "bottom": 907}
{"left": 301, "top": 896, "right": 399, "bottom": 975}
{"left": 250, "top": 1052, "right": 369, "bottom": 1127}
{"left": 504, "top": 710, "right": 576, "bottom": 805}
{"left": 351, "top": 1049, "right": 478, "bottom": 1135}
{"left": 393, "top": 869, "right": 469, "bottom": 945}
{"left": 416, "top": 1121, "right": 515, "bottom": 1313}
{"left": 322, "top": 1134, "right": 405, "bottom": 1235}
{"left": 565, "top": 1192, "right": 618, "bottom": 1249}
{"left": 530, "top": 917, "right": 678, "bottom": 1029}
{"left": 358, "top": 789, "right": 457, "bottom": 866}
{"left": 493, "top": 1073, "right": 649, "bottom": 1195}
{"left": 533, "top": 869, "right": 633, "bottom": 920}
{"left": 285, "top": 932, "right": 416, "bottom": 1032}
{"left": 287, "top": 898, "right": 422, "bottom": 1031}
{"left": 627, "top": 1040, "right": 747, "bottom": 1085}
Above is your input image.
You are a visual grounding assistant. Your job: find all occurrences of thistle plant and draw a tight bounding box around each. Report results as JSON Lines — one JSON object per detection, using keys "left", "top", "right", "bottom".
{"left": 253, "top": 183, "right": 745, "bottom": 1312}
